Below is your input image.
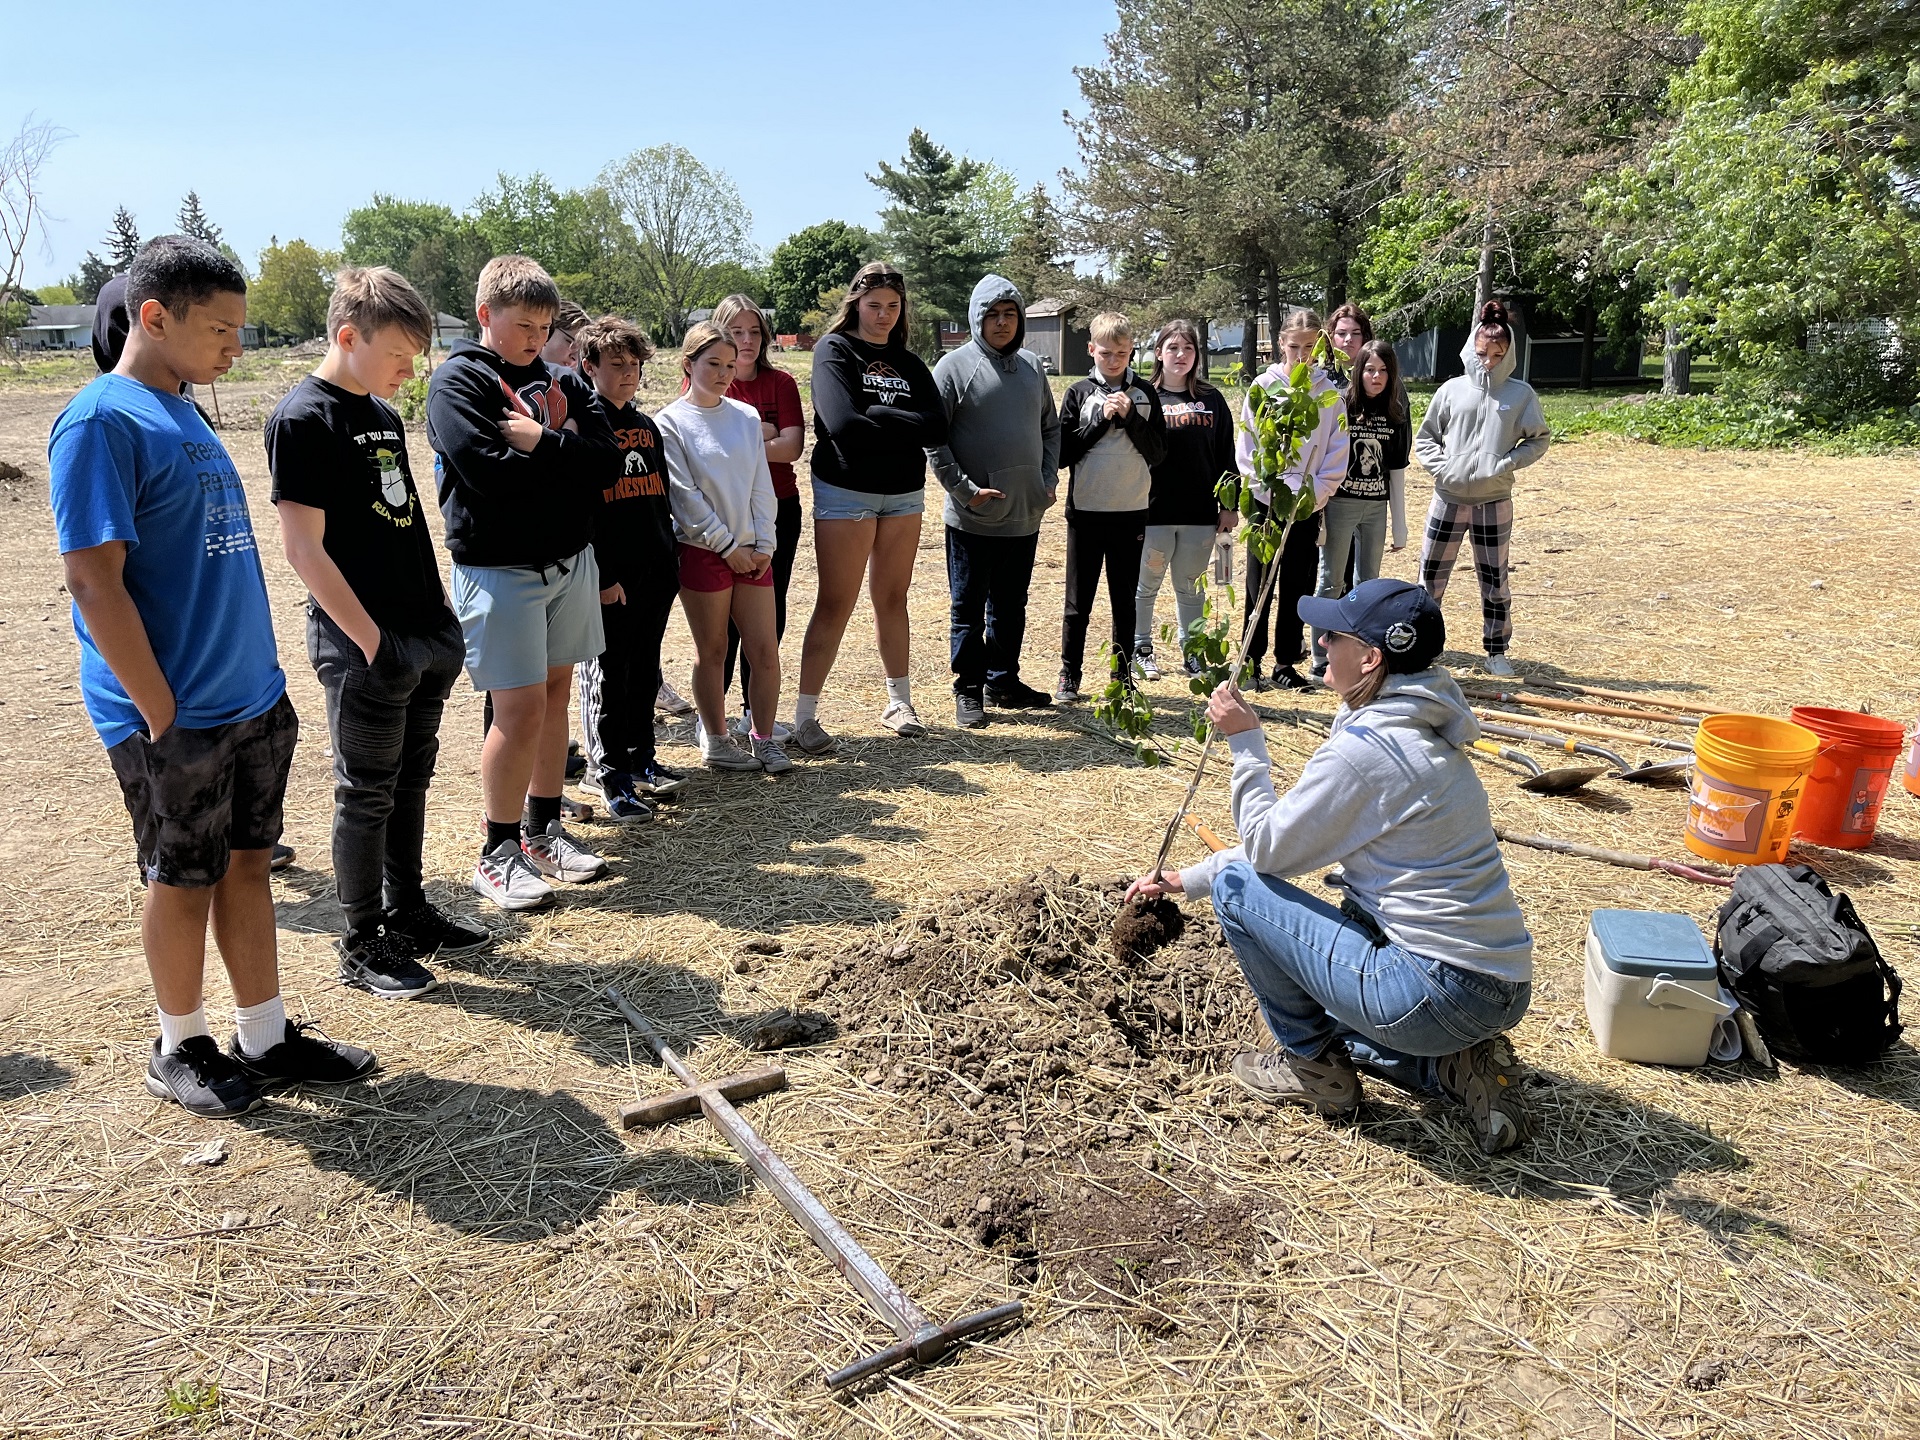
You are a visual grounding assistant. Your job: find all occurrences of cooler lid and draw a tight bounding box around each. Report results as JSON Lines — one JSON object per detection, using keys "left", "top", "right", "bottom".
{"left": 1588, "top": 910, "right": 1718, "bottom": 978}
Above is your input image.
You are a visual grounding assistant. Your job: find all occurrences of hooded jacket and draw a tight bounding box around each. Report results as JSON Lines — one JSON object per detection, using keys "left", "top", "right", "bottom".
{"left": 1414, "top": 334, "right": 1550, "bottom": 504}
{"left": 925, "top": 275, "right": 1062, "bottom": 537}
{"left": 1059, "top": 369, "right": 1167, "bottom": 513}
{"left": 1180, "top": 669, "right": 1534, "bottom": 983}
{"left": 1234, "top": 362, "right": 1350, "bottom": 512}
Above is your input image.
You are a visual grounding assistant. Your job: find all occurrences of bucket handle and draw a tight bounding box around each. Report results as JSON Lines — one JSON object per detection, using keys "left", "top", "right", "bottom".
{"left": 1646, "top": 976, "right": 1736, "bottom": 1017}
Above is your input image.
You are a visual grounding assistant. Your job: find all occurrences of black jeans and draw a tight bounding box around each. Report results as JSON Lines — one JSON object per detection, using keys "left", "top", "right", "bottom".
{"left": 724, "top": 492, "right": 803, "bottom": 710}
{"left": 945, "top": 526, "right": 1040, "bottom": 694}
{"left": 1243, "top": 507, "right": 1323, "bottom": 669}
{"left": 309, "top": 606, "right": 465, "bottom": 942}
{"left": 1060, "top": 509, "right": 1147, "bottom": 674}
{"left": 580, "top": 569, "right": 680, "bottom": 784}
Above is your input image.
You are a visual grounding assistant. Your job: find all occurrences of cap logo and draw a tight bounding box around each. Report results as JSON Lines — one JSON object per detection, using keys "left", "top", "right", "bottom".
{"left": 1384, "top": 621, "right": 1417, "bottom": 654}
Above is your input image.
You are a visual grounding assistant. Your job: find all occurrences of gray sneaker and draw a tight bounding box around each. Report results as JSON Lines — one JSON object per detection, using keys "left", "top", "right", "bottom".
{"left": 879, "top": 700, "right": 926, "bottom": 737}
{"left": 728, "top": 714, "right": 793, "bottom": 742}
{"left": 955, "top": 692, "right": 988, "bottom": 729}
{"left": 752, "top": 736, "right": 795, "bottom": 774}
{"left": 1481, "top": 654, "right": 1517, "bottom": 678}
{"left": 522, "top": 820, "right": 608, "bottom": 883}
{"left": 1230, "top": 1047, "right": 1361, "bottom": 1116}
{"left": 1134, "top": 644, "right": 1161, "bottom": 681}
{"left": 1435, "top": 1034, "right": 1530, "bottom": 1154}
{"left": 790, "top": 716, "right": 836, "bottom": 756}
{"left": 701, "top": 731, "right": 764, "bottom": 771}
{"left": 472, "top": 839, "right": 554, "bottom": 911}
{"left": 655, "top": 680, "right": 694, "bottom": 716}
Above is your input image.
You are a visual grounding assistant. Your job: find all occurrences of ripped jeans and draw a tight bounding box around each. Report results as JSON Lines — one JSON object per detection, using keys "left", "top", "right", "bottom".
{"left": 1134, "top": 523, "right": 1217, "bottom": 654}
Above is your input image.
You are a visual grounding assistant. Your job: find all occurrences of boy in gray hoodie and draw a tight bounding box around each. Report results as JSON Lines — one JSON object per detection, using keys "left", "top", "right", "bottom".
{"left": 927, "top": 275, "right": 1063, "bottom": 725}
{"left": 1413, "top": 300, "right": 1550, "bottom": 676}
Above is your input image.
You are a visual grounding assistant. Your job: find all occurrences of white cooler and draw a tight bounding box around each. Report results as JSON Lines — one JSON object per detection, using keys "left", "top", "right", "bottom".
{"left": 1584, "top": 909, "right": 1735, "bottom": 1067}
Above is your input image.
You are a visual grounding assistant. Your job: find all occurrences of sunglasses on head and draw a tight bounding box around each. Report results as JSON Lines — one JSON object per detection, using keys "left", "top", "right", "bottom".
{"left": 851, "top": 270, "right": 905, "bottom": 293}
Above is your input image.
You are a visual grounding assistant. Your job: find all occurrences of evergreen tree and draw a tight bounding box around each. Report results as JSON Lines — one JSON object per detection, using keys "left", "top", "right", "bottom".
{"left": 1000, "top": 185, "right": 1073, "bottom": 303}
{"left": 66, "top": 252, "right": 114, "bottom": 303}
{"left": 176, "top": 191, "right": 222, "bottom": 247}
{"left": 765, "top": 220, "right": 872, "bottom": 333}
{"left": 105, "top": 207, "right": 140, "bottom": 272}
{"left": 869, "top": 130, "right": 994, "bottom": 357}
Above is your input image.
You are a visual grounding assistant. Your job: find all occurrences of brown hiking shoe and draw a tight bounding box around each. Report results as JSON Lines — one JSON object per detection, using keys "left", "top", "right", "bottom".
{"left": 1435, "top": 1034, "right": 1530, "bottom": 1154}
{"left": 1230, "top": 1047, "right": 1361, "bottom": 1116}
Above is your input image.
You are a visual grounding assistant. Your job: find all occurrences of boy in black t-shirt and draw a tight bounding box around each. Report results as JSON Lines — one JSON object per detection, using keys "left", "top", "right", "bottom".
{"left": 268, "top": 267, "right": 491, "bottom": 998}
{"left": 572, "top": 316, "right": 685, "bottom": 819}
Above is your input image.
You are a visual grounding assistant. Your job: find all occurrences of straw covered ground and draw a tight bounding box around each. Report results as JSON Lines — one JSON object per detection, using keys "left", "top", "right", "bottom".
{"left": 2, "top": 355, "right": 1918, "bottom": 1438}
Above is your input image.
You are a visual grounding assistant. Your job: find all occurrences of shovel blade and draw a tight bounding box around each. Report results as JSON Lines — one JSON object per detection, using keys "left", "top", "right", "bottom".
{"left": 1517, "top": 765, "right": 1607, "bottom": 794}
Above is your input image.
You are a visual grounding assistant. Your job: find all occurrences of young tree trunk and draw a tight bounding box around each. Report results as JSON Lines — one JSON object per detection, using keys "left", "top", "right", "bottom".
{"left": 1240, "top": 271, "right": 1260, "bottom": 375}
{"left": 1579, "top": 300, "right": 1596, "bottom": 389}
{"left": 1475, "top": 207, "right": 1497, "bottom": 313}
{"left": 1265, "top": 257, "right": 1284, "bottom": 357}
{"left": 1663, "top": 276, "right": 1691, "bottom": 395}
{"left": 1325, "top": 258, "right": 1348, "bottom": 312}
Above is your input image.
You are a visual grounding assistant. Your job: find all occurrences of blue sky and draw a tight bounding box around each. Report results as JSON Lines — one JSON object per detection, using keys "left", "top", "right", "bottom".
{"left": 12, "top": 0, "right": 1117, "bottom": 289}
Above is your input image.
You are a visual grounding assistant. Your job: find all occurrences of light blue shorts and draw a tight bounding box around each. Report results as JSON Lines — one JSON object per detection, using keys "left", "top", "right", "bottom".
{"left": 450, "top": 548, "right": 605, "bottom": 692}
{"left": 811, "top": 478, "right": 925, "bottom": 523}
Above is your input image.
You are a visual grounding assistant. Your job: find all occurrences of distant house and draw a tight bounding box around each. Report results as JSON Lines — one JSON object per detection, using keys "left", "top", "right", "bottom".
{"left": 1395, "top": 303, "right": 1642, "bottom": 386}
{"left": 15, "top": 304, "right": 96, "bottom": 350}
{"left": 432, "top": 312, "right": 470, "bottom": 348}
{"left": 1023, "top": 299, "right": 1091, "bottom": 377}
{"left": 936, "top": 319, "right": 970, "bottom": 350}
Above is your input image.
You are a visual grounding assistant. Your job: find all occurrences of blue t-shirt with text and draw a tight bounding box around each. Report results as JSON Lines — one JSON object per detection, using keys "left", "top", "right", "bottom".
{"left": 48, "top": 374, "right": 284, "bottom": 748}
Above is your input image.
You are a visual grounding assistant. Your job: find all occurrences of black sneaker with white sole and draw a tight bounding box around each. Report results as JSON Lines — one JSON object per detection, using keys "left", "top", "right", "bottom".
{"left": 338, "top": 930, "right": 441, "bottom": 998}
{"left": 384, "top": 900, "right": 492, "bottom": 958}
{"left": 146, "top": 1036, "right": 263, "bottom": 1118}
{"left": 270, "top": 842, "right": 296, "bottom": 870}
{"left": 231, "top": 1020, "right": 379, "bottom": 1089}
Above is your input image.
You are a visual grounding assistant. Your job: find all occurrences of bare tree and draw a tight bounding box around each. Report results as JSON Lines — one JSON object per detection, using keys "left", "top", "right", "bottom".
{"left": 1, "top": 115, "right": 70, "bottom": 355}
{"left": 598, "top": 145, "right": 753, "bottom": 341}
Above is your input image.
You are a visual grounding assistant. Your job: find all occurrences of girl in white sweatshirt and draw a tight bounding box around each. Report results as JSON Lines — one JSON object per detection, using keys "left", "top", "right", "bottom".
{"left": 655, "top": 323, "right": 787, "bottom": 773}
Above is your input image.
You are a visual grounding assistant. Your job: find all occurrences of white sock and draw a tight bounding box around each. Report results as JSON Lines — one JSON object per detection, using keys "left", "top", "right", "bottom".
{"left": 884, "top": 676, "right": 912, "bottom": 708}
{"left": 233, "top": 995, "right": 288, "bottom": 1059}
{"left": 158, "top": 1003, "right": 211, "bottom": 1054}
{"left": 795, "top": 693, "right": 820, "bottom": 727}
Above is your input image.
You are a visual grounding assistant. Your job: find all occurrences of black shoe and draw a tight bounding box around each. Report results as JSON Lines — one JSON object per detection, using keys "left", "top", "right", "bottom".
{"left": 985, "top": 679, "right": 1055, "bottom": 710}
{"left": 1270, "top": 664, "right": 1313, "bottom": 693}
{"left": 1053, "top": 669, "right": 1084, "bottom": 704}
{"left": 145, "top": 1035, "right": 263, "bottom": 1118}
{"left": 231, "top": 1020, "right": 378, "bottom": 1089}
{"left": 634, "top": 763, "right": 688, "bottom": 799}
{"left": 384, "top": 900, "right": 492, "bottom": 958}
{"left": 1183, "top": 654, "right": 1205, "bottom": 677}
{"left": 565, "top": 739, "right": 586, "bottom": 781}
{"left": 559, "top": 794, "right": 594, "bottom": 823}
{"left": 338, "top": 929, "right": 441, "bottom": 998}
{"left": 1248, "top": 667, "right": 1274, "bottom": 691}
{"left": 270, "top": 842, "right": 296, "bottom": 870}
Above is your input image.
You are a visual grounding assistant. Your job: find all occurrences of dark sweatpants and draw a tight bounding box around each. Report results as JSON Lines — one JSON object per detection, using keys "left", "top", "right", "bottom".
{"left": 1243, "top": 509, "right": 1323, "bottom": 670}
{"left": 1060, "top": 508, "right": 1147, "bottom": 676}
{"left": 945, "top": 525, "right": 1040, "bottom": 694}
{"left": 723, "top": 493, "right": 803, "bottom": 712}
{"left": 579, "top": 571, "right": 679, "bottom": 785}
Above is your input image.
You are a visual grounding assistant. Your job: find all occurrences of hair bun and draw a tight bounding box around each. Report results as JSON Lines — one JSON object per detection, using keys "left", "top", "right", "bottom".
{"left": 1479, "top": 299, "right": 1508, "bottom": 325}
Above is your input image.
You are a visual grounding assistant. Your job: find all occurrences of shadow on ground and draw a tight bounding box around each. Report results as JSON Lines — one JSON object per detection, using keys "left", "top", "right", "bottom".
{"left": 0, "top": 1052, "right": 74, "bottom": 1101}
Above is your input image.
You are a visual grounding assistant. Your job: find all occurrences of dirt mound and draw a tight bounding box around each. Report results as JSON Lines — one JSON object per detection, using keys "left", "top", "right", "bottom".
{"left": 799, "top": 870, "right": 1267, "bottom": 1287}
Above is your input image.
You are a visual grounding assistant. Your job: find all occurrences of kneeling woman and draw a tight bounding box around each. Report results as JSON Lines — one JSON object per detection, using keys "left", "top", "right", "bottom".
{"left": 1130, "top": 579, "right": 1533, "bottom": 1152}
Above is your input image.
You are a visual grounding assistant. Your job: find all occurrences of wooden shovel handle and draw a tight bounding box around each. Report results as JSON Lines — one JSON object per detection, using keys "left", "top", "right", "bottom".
{"left": 1534, "top": 680, "right": 1722, "bottom": 716}
{"left": 1184, "top": 816, "right": 1230, "bottom": 852}
{"left": 1471, "top": 707, "right": 1695, "bottom": 751}
{"left": 1465, "top": 688, "right": 1698, "bottom": 727}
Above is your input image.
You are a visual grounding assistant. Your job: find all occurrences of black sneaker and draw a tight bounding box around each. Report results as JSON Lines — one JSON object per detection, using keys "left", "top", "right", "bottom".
{"left": 565, "top": 739, "right": 587, "bottom": 781}
{"left": 1053, "top": 669, "right": 1083, "bottom": 704}
{"left": 231, "top": 1020, "right": 379, "bottom": 1089}
{"left": 146, "top": 1035, "right": 263, "bottom": 1118}
{"left": 986, "top": 679, "right": 1055, "bottom": 709}
{"left": 384, "top": 900, "right": 493, "bottom": 958}
{"left": 338, "top": 929, "right": 440, "bottom": 998}
{"left": 1270, "top": 664, "right": 1313, "bottom": 693}
{"left": 270, "top": 842, "right": 296, "bottom": 870}
{"left": 634, "top": 763, "right": 688, "bottom": 799}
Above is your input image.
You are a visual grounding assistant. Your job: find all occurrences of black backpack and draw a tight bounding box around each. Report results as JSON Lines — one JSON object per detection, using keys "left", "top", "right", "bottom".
{"left": 1714, "top": 864, "right": 1902, "bottom": 1065}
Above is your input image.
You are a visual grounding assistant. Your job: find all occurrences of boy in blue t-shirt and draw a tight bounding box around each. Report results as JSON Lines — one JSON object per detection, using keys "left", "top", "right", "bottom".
{"left": 48, "top": 236, "right": 376, "bottom": 1120}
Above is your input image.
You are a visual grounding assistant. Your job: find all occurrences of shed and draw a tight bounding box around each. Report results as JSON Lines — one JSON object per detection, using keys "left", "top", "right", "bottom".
{"left": 1023, "top": 299, "right": 1091, "bottom": 377}
{"left": 432, "top": 312, "right": 470, "bottom": 348}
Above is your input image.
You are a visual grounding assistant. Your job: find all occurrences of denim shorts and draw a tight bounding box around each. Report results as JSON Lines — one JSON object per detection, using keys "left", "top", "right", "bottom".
{"left": 811, "top": 478, "right": 925, "bottom": 523}
{"left": 450, "top": 548, "right": 605, "bottom": 692}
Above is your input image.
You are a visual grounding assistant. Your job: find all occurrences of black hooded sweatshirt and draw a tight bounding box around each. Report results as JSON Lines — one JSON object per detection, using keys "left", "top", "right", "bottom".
{"left": 593, "top": 399, "right": 677, "bottom": 587}
{"left": 808, "top": 331, "right": 947, "bottom": 495}
{"left": 427, "top": 338, "right": 619, "bottom": 568}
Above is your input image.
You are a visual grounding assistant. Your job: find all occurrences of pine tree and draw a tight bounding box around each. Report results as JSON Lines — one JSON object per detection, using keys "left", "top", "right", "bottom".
{"left": 176, "top": 191, "right": 222, "bottom": 247}
{"left": 869, "top": 130, "right": 994, "bottom": 358}
{"left": 1001, "top": 185, "right": 1073, "bottom": 304}
{"left": 105, "top": 207, "right": 140, "bottom": 271}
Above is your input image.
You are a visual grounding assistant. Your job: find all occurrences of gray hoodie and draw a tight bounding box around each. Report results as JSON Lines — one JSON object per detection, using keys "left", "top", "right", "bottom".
{"left": 1181, "top": 669, "right": 1534, "bottom": 983}
{"left": 926, "top": 275, "right": 1062, "bottom": 537}
{"left": 1413, "top": 333, "right": 1550, "bottom": 504}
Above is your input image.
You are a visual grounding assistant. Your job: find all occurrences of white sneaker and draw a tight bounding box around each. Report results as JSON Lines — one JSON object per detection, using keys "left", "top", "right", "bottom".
{"left": 1134, "top": 645, "right": 1161, "bottom": 681}
{"left": 1482, "top": 654, "right": 1518, "bottom": 678}
{"left": 521, "top": 820, "right": 608, "bottom": 883}
{"left": 655, "top": 681, "right": 693, "bottom": 717}
{"left": 879, "top": 700, "right": 926, "bottom": 738}
{"left": 790, "top": 716, "right": 836, "bottom": 756}
{"left": 728, "top": 713, "right": 794, "bottom": 742}
{"left": 701, "top": 731, "right": 763, "bottom": 772}
{"left": 753, "top": 736, "right": 795, "bottom": 774}
{"left": 471, "top": 840, "right": 553, "bottom": 911}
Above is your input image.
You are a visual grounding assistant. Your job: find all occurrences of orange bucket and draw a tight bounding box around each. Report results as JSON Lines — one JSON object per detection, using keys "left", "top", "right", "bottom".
{"left": 1790, "top": 706, "right": 1907, "bottom": 848}
{"left": 1905, "top": 720, "right": 1920, "bottom": 799}
{"left": 1685, "top": 714, "right": 1819, "bottom": 866}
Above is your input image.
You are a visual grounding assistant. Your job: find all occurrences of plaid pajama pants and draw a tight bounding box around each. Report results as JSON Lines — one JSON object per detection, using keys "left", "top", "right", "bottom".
{"left": 1418, "top": 495, "right": 1513, "bottom": 655}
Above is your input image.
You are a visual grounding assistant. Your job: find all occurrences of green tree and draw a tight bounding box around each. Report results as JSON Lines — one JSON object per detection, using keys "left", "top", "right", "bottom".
{"left": 956, "top": 163, "right": 1024, "bottom": 260}
{"left": 765, "top": 220, "right": 873, "bottom": 333}
{"left": 1000, "top": 185, "right": 1074, "bottom": 303}
{"left": 35, "top": 282, "right": 76, "bottom": 304}
{"left": 105, "top": 206, "right": 140, "bottom": 271}
{"left": 65, "top": 253, "right": 113, "bottom": 303}
{"left": 176, "top": 191, "right": 221, "bottom": 247}
{"left": 598, "top": 145, "right": 754, "bottom": 340}
{"left": 869, "top": 130, "right": 994, "bottom": 357}
{"left": 340, "top": 194, "right": 489, "bottom": 320}
{"left": 252, "top": 237, "right": 336, "bottom": 340}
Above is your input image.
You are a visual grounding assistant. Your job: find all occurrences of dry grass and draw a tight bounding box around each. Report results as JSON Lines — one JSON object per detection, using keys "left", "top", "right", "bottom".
{"left": 1, "top": 366, "right": 1917, "bottom": 1439}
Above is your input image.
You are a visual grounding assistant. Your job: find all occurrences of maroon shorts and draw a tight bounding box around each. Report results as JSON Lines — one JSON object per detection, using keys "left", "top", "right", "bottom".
{"left": 678, "top": 544, "right": 773, "bottom": 593}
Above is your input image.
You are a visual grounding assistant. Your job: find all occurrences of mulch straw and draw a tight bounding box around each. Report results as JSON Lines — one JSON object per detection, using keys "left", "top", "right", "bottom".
{"left": 2, "top": 381, "right": 1918, "bottom": 1437}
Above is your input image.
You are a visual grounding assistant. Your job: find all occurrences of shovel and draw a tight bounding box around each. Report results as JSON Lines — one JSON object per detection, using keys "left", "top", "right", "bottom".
{"left": 1472, "top": 708, "right": 1696, "bottom": 784}
{"left": 1468, "top": 739, "right": 1607, "bottom": 794}
{"left": 1477, "top": 718, "right": 1690, "bottom": 786}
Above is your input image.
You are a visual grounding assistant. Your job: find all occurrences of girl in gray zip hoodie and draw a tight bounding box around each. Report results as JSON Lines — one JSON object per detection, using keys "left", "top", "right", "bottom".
{"left": 1413, "top": 300, "right": 1550, "bottom": 672}
{"left": 1129, "top": 578, "right": 1534, "bottom": 1152}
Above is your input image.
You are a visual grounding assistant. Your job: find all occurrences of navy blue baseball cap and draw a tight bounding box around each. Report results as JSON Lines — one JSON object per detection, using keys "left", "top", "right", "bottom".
{"left": 1297, "top": 578, "right": 1445, "bottom": 673}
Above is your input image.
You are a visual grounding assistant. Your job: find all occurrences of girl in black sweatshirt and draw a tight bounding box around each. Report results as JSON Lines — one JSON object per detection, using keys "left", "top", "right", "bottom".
{"left": 790, "top": 263, "right": 947, "bottom": 752}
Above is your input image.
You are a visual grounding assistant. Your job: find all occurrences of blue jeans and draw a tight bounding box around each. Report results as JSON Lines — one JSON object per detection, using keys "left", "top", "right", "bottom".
{"left": 1310, "top": 495, "right": 1387, "bottom": 663}
{"left": 1135, "top": 523, "right": 1216, "bottom": 651}
{"left": 1210, "top": 862, "right": 1530, "bottom": 1094}
{"left": 945, "top": 526, "right": 1040, "bottom": 693}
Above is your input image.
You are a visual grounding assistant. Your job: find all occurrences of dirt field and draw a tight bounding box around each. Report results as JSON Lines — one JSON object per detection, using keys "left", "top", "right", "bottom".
{"left": 2, "top": 353, "right": 1917, "bottom": 1439}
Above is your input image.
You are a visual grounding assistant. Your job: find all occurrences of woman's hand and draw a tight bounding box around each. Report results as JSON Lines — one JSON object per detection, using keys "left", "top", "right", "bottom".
{"left": 599, "top": 582, "right": 627, "bottom": 605}
{"left": 1208, "top": 681, "right": 1260, "bottom": 735}
{"left": 724, "top": 546, "right": 758, "bottom": 575}
{"left": 761, "top": 421, "right": 778, "bottom": 442}
{"left": 749, "top": 550, "right": 774, "bottom": 580}
{"left": 1216, "top": 509, "right": 1238, "bottom": 533}
{"left": 1127, "top": 870, "right": 1184, "bottom": 902}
